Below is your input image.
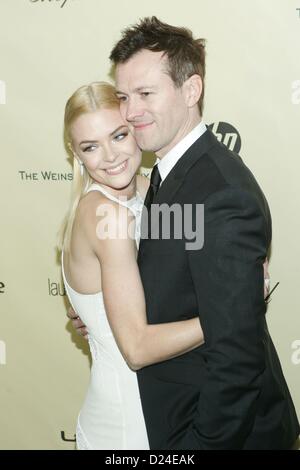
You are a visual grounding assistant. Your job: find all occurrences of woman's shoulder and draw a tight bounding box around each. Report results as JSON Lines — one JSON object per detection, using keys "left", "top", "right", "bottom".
{"left": 76, "top": 190, "right": 107, "bottom": 221}
{"left": 76, "top": 190, "right": 134, "bottom": 240}
{"left": 77, "top": 190, "right": 123, "bottom": 220}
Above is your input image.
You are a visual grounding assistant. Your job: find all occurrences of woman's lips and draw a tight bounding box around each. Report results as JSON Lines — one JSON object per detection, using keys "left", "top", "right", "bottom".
{"left": 105, "top": 159, "right": 128, "bottom": 175}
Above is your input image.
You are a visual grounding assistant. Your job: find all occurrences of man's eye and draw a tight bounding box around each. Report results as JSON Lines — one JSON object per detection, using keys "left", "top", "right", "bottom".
{"left": 118, "top": 95, "right": 127, "bottom": 102}
{"left": 141, "top": 92, "right": 151, "bottom": 97}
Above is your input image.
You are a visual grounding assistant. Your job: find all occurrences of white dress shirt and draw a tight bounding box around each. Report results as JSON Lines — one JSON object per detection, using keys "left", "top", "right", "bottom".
{"left": 157, "top": 121, "right": 207, "bottom": 183}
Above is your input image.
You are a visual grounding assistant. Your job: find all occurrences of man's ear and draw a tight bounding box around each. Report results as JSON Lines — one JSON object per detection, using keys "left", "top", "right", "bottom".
{"left": 183, "top": 74, "right": 202, "bottom": 108}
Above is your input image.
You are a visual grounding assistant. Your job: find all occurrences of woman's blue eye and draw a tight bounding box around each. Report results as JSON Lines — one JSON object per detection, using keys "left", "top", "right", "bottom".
{"left": 83, "top": 145, "right": 96, "bottom": 152}
{"left": 114, "top": 132, "right": 128, "bottom": 141}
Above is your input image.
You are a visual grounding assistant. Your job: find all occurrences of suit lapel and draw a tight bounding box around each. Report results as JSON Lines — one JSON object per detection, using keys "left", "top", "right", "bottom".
{"left": 154, "top": 129, "right": 218, "bottom": 206}
{"left": 139, "top": 129, "right": 218, "bottom": 250}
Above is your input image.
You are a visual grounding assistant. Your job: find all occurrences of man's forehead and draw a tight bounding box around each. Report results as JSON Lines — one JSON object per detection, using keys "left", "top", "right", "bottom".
{"left": 115, "top": 50, "right": 167, "bottom": 88}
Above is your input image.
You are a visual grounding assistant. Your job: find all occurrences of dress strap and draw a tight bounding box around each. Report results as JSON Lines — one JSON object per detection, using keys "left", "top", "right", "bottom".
{"left": 86, "top": 183, "right": 142, "bottom": 215}
{"left": 85, "top": 183, "right": 143, "bottom": 249}
{"left": 86, "top": 183, "right": 122, "bottom": 204}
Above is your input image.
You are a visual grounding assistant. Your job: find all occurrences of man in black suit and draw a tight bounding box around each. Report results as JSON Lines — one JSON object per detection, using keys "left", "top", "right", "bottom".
{"left": 108, "top": 16, "right": 300, "bottom": 449}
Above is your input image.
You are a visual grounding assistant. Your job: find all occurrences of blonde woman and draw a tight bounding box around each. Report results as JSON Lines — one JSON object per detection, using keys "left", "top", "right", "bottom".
{"left": 60, "top": 82, "right": 205, "bottom": 450}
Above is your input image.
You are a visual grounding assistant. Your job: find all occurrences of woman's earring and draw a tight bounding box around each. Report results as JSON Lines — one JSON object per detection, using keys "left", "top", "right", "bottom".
{"left": 80, "top": 162, "right": 84, "bottom": 176}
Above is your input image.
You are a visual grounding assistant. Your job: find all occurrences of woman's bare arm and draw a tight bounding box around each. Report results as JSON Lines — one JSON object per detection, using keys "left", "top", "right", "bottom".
{"left": 89, "top": 200, "right": 204, "bottom": 371}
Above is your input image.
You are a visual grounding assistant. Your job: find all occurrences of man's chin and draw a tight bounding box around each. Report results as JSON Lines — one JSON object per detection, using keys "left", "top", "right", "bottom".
{"left": 135, "top": 139, "right": 154, "bottom": 152}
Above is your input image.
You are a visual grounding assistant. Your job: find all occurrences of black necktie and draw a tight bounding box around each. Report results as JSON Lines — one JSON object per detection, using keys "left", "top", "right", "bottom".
{"left": 144, "top": 164, "right": 162, "bottom": 210}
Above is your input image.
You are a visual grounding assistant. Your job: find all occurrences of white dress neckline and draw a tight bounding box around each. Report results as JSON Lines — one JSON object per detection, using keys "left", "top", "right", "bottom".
{"left": 62, "top": 183, "right": 144, "bottom": 298}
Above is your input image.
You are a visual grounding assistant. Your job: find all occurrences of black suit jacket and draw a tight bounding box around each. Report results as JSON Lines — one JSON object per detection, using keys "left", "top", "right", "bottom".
{"left": 137, "top": 129, "right": 299, "bottom": 449}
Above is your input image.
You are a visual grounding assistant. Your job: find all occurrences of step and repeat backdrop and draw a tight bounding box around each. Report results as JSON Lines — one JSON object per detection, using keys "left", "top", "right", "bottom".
{"left": 0, "top": 0, "right": 299, "bottom": 450}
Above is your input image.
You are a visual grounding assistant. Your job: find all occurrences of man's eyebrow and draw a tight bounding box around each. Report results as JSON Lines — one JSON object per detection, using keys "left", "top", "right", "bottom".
{"left": 116, "top": 86, "right": 154, "bottom": 95}
{"left": 135, "top": 86, "right": 155, "bottom": 92}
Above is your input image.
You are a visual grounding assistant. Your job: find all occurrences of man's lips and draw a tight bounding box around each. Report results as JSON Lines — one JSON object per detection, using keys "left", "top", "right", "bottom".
{"left": 132, "top": 122, "right": 153, "bottom": 130}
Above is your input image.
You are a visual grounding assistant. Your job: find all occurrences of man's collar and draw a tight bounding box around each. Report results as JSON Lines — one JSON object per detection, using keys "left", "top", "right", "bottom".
{"left": 157, "top": 121, "right": 207, "bottom": 182}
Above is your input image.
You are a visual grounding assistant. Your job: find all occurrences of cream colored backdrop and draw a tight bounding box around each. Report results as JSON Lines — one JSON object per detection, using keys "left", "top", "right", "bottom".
{"left": 0, "top": 0, "right": 299, "bottom": 450}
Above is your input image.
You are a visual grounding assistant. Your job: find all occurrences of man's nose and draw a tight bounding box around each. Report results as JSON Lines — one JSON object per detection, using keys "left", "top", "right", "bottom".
{"left": 124, "top": 98, "right": 144, "bottom": 122}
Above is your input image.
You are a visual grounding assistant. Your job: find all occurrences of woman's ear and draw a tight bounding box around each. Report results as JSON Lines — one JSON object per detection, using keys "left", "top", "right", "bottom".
{"left": 74, "top": 155, "right": 83, "bottom": 166}
{"left": 67, "top": 142, "right": 75, "bottom": 154}
{"left": 183, "top": 74, "right": 203, "bottom": 108}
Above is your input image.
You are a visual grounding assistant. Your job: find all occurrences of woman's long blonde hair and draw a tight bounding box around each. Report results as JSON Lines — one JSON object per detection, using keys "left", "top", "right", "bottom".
{"left": 58, "top": 81, "right": 120, "bottom": 252}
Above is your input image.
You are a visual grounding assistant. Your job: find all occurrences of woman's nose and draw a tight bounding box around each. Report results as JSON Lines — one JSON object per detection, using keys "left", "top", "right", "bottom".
{"left": 103, "top": 145, "right": 119, "bottom": 163}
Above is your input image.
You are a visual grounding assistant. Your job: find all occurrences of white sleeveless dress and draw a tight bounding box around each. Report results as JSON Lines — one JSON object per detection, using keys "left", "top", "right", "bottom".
{"left": 62, "top": 183, "right": 149, "bottom": 450}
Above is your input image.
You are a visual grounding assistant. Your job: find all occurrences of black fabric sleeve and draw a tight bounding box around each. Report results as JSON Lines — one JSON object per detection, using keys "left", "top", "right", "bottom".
{"left": 179, "top": 186, "right": 268, "bottom": 449}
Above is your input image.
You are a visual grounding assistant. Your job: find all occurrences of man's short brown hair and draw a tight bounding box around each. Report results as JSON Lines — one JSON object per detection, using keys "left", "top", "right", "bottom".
{"left": 110, "top": 17, "right": 206, "bottom": 115}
